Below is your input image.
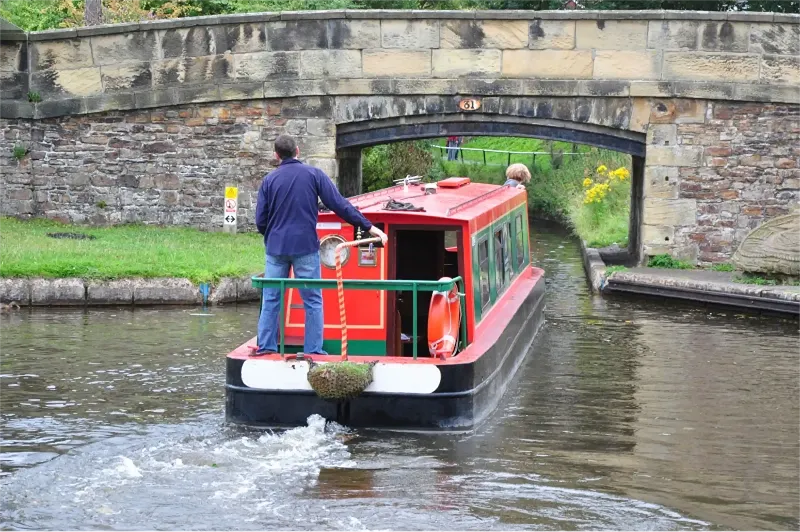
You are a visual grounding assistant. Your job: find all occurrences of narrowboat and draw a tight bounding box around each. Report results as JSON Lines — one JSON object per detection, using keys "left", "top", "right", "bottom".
{"left": 225, "top": 177, "right": 546, "bottom": 432}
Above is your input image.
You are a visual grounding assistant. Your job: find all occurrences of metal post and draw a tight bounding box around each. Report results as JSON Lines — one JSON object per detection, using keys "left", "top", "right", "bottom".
{"left": 279, "top": 279, "right": 285, "bottom": 358}
{"left": 458, "top": 279, "right": 468, "bottom": 351}
{"left": 412, "top": 282, "right": 418, "bottom": 360}
{"left": 507, "top": 152, "right": 511, "bottom": 167}
{"left": 483, "top": 150, "right": 486, "bottom": 165}
{"left": 532, "top": 153, "right": 536, "bottom": 169}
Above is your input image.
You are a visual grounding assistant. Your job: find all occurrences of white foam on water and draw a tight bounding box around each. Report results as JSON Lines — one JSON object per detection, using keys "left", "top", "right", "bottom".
{"left": 110, "top": 456, "right": 142, "bottom": 478}
{"left": 1, "top": 414, "right": 358, "bottom": 530}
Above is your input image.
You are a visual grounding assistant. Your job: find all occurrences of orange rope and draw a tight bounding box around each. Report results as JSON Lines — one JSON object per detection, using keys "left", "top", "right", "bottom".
{"left": 335, "top": 237, "right": 382, "bottom": 361}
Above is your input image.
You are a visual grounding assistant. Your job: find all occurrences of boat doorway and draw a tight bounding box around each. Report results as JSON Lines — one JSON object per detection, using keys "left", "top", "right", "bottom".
{"left": 387, "top": 226, "right": 465, "bottom": 357}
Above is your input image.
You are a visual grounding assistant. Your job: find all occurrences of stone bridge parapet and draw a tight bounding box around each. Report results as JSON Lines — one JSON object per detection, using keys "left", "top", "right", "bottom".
{"left": 1, "top": 9, "right": 798, "bottom": 119}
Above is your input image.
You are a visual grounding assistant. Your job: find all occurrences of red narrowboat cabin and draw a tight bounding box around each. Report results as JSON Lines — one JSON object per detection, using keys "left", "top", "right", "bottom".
{"left": 225, "top": 177, "right": 546, "bottom": 432}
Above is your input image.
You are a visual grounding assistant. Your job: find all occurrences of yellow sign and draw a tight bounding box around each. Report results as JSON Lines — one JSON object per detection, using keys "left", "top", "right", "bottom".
{"left": 458, "top": 98, "right": 481, "bottom": 111}
{"left": 225, "top": 186, "right": 238, "bottom": 200}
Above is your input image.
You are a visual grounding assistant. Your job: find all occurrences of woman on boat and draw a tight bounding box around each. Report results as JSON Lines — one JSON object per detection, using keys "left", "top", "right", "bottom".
{"left": 503, "top": 163, "right": 530, "bottom": 190}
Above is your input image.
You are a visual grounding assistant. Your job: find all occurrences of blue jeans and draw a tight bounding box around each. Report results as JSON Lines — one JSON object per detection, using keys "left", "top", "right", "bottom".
{"left": 257, "top": 252, "right": 327, "bottom": 354}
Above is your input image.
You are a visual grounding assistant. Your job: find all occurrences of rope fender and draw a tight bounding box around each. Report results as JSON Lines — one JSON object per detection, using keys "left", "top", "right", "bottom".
{"left": 334, "top": 236, "right": 382, "bottom": 361}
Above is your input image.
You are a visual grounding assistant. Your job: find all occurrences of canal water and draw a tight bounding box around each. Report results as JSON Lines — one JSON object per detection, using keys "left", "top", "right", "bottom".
{"left": 1, "top": 223, "right": 798, "bottom": 531}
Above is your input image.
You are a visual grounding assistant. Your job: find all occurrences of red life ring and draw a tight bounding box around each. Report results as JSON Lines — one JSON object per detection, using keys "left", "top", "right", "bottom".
{"left": 427, "top": 277, "right": 461, "bottom": 359}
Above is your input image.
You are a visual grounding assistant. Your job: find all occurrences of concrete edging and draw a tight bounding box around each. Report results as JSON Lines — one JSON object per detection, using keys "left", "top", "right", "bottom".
{"left": 0, "top": 276, "right": 261, "bottom": 306}
{"left": 577, "top": 242, "right": 800, "bottom": 316}
{"left": 580, "top": 240, "right": 608, "bottom": 293}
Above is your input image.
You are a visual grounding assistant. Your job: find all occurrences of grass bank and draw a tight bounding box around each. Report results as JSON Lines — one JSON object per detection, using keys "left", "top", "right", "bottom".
{"left": 426, "top": 137, "right": 632, "bottom": 248}
{"left": 0, "top": 217, "right": 264, "bottom": 283}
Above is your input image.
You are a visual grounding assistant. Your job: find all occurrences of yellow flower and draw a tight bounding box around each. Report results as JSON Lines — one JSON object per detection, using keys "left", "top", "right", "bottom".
{"left": 583, "top": 177, "right": 593, "bottom": 188}
{"left": 596, "top": 165, "right": 608, "bottom": 175}
{"left": 583, "top": 182, "right": 610, "bottom": 204}
{"left": 611, "top": 167, "right": 630, "bottom": 180}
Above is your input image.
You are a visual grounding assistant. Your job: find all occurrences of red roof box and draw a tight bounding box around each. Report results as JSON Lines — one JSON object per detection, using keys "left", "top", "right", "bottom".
{"left": 437, "top": 177, "right": 471, "bottom": 188}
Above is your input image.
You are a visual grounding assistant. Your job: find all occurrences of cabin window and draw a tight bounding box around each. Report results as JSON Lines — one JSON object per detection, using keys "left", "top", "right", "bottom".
{"left": 494, "top": 224, "right": 511, "bottom": 293}
{"left": 478, "top": 237, "right": 490, "bottom": 310}
{"left": 514, "top": 214, "right": 525, "bottom": 269}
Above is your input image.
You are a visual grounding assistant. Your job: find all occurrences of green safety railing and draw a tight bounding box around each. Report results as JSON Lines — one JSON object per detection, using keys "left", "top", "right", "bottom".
{"left": 251, "top": 276, "right": 468, "bottom": 359}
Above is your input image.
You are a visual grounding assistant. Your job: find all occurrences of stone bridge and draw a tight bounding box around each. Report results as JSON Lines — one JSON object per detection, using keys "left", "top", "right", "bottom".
{"left": 1, "top": 10, "right": 798, "bottom": 265}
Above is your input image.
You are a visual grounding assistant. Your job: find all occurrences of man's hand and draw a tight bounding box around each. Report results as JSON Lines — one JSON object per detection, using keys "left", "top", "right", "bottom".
{"left": 368, "top": 226, "right": 388, "bottom": 246}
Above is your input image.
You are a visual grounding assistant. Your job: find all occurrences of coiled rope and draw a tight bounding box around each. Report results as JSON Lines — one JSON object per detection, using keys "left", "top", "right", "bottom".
{"left": 335, "top": 236, "right": 382, "bottom": 361}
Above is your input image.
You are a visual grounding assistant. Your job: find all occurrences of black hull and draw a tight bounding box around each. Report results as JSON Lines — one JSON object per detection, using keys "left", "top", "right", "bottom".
{"left": 225, "top": 277, "right": 545, "bottom": 432}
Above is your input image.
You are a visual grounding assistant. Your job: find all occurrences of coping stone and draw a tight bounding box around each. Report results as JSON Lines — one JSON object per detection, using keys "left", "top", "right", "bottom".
{"left": 31, "top": 278, "right": 86, "bottom": 306}
{"left": 28, "top": 28, "right": 78, "bottom": 41}
{"left": 236, "top": 275, "right": 261, "bottom": 302}
{"left": 132, "top": 278, "right": 202, "bottom": 305}
{"left": 728, "top": 12, "right": 773, "bottom": 22}
{"left": 344, "top": 10, "right": 412, "bottom": 19}
{"left": 773, "top": 14, "right": 800, "bottom": 23}
{"left": 0, "top": 278, "right": 31, "bottom": 305}
{"left": 410, "top": 10, "right": 475, "bottom": 19}
{"left": 77, "top": 23, "right": 141, "bottom": 37}
{"left": 209, "top": 277, "right": 238, "bottom": 304}
{"left": 219, "top": 12, "right": 280, "bottom": 24}
{"left": 87, "top": 280, "right": 135, "bottom": 305}
{"left": 281, "top": 10, "right": 346, "bottom": 20}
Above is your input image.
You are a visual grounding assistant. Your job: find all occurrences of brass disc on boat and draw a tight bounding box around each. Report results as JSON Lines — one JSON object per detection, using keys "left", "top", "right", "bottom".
{"left": 307, "top": 360, "right": 376, "bottom": 400}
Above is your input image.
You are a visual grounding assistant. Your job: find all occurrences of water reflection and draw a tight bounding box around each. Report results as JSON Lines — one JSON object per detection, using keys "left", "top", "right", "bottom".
{"left": 0, "top": 222, "right": 797, "bottom": 530}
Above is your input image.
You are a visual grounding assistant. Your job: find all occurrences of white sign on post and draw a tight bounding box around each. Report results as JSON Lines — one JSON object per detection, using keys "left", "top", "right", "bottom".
{"left": 223, "top": 186, "right": 238, "bottom": 234}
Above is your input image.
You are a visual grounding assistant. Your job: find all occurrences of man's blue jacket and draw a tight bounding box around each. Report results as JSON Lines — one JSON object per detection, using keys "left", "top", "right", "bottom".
{"left": 255, "top": 158, "right": 373, "bottom": 257}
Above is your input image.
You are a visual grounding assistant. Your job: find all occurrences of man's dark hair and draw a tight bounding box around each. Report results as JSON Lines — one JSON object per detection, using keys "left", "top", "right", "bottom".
{"left": 274, "top": 134, "right": 297, "bottom": 160}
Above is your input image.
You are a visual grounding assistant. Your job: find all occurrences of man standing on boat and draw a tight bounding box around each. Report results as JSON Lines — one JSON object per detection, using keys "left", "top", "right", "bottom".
{"left": 255, "top": 134, "right": 388, "bottom": 356}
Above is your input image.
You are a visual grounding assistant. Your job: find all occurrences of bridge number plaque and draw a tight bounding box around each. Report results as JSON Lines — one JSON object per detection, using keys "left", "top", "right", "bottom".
{"left": 458, "top": 98, "right": 481, "bottom": 111}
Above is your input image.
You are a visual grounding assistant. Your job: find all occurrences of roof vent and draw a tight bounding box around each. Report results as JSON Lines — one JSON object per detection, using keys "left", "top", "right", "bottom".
{"left": 438, "top": 177, "right": 471, "bottom": 188}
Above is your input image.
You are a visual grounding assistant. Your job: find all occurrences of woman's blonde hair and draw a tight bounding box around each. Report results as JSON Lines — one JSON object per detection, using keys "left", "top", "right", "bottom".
{"left": 506, "top": 163, "right": 531, "bottom": 184}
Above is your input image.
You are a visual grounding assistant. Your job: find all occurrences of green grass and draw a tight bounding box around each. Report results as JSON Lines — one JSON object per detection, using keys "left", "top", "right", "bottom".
{"left": 0, "top": 217, "right": 264, "bottom": 284}
{"left": 710, "top": 263, "right": 735, "bottom": 272}
{"left": 733, "top": 273, "right": 800, "bottom": 286}
{"left": 605, "top": 265, "right": 627, "bottom": 275}
{"left": 647, "top": 253, "right": 695, "bottom": 270}
{"left": 430, "top": 137, "right": 631, "bottom": 248}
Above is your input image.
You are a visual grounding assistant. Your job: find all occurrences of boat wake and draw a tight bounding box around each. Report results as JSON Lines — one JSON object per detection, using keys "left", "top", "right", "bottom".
{"left": 1, "top": 414, "right": 357, "bottom": 530}
{"left": 2, "top": 413, "right": 711, "bottom": 531}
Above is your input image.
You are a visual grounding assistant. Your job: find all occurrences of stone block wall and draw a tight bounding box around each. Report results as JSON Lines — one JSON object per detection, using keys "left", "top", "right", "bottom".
{"left": 642, "top": 101, "right": 799, "bottom": 263}
{"left": 1, "top": 99, "right": 336, "bottom": 227}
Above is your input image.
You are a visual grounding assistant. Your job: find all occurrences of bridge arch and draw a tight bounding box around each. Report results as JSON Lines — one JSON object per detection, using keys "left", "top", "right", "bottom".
{"left": 333, "top": 108, "right": 647, "bottom": 262}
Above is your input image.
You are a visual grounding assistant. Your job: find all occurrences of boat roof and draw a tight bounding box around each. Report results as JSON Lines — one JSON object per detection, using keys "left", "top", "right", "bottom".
{"left": 335, "top": 178, "right": 524, "bottom": 223}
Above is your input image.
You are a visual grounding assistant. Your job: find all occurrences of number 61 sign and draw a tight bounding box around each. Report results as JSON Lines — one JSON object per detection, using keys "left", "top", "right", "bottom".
{"left": 458, "top": 98, "right": 481, "bottom": 111}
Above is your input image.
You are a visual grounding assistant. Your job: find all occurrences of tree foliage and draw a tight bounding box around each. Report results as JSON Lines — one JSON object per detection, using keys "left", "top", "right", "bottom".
{"left": 362, "top": 141, "right": 435, "bottom": 192}
{"left": 2, "top": 0, "right": 796, "bottom": 31}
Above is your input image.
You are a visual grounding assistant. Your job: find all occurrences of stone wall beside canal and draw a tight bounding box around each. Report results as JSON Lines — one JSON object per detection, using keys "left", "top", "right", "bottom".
{"left": 0, "top": 276, "right": 260, "bottom": 306}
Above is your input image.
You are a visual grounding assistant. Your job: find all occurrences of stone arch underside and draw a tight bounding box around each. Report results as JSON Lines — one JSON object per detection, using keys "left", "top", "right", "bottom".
{"left": 336, "top": 114, "right": 645, "bottom": 156}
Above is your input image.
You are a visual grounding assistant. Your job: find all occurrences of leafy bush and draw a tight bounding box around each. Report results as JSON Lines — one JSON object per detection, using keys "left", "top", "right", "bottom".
{"left": 362, "top": 141, "right": 434, "bottom": 192}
